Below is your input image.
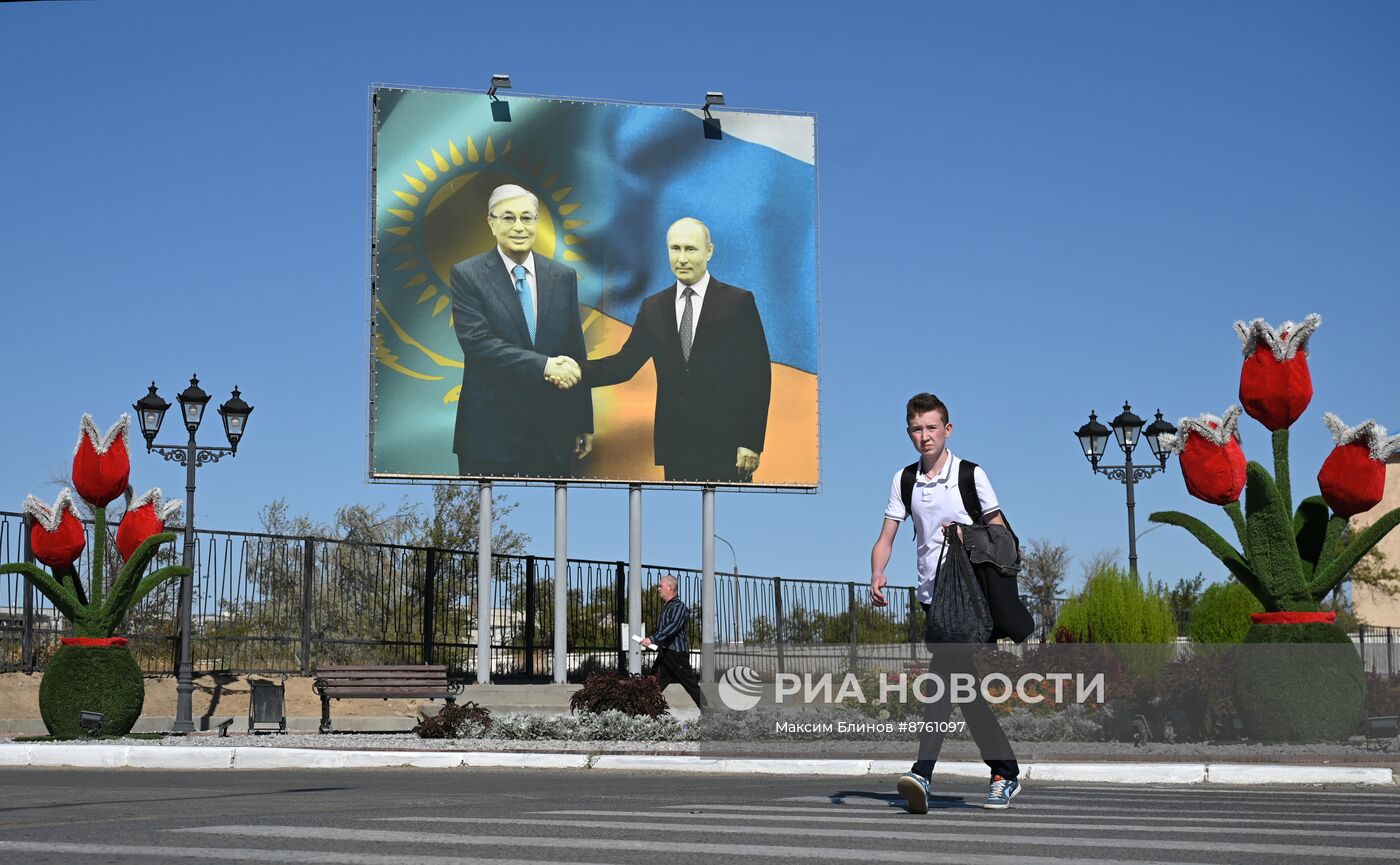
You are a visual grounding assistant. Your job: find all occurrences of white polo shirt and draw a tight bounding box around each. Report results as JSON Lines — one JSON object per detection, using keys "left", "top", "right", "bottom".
{"left": 883, "top": 450, "right": 1000, "bottom": 604}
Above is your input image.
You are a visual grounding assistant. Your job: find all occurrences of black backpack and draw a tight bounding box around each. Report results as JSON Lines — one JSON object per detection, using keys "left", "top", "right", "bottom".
{"left": 900, "top": 459, "right": 1035, "bottom": 643}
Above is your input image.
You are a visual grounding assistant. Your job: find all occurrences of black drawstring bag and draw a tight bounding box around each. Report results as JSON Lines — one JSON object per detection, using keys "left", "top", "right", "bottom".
{"left": 925, "top": 524, "right": 993, "bottom": 645}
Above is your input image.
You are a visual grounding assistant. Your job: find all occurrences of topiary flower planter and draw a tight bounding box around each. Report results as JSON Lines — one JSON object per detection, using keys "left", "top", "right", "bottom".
{"left": 39, "top": 637, "right": 145, "bottom": 737}
{"left": 1233, "top": 612, "right": 1364, "bottom": 742}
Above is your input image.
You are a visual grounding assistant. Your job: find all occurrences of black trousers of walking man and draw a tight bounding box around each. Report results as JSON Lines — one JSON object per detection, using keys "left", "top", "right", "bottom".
{"left": 652, "top": 649, "right": 709, "bottom": 712}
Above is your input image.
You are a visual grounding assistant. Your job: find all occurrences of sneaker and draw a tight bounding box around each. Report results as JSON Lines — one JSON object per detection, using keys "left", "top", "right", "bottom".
{"left": 896, "top": 772, "right": 931, "bottom": 814}
{"left": 983, "top": 775, "right": 1021, "bottom": 810}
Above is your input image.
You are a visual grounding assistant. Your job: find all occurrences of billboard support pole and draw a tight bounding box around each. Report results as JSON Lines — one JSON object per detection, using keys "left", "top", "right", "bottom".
{"left": 553, "top": 483, "right": 568, "bottom": 684}
{"left": 476, "top": 481, "right": 492, "bottom": 685}
{"left": 701, "top": 486, "right": 716, "bottom": 683}
{"left": 628, "top": 484, "right": 642, "bottom": 675}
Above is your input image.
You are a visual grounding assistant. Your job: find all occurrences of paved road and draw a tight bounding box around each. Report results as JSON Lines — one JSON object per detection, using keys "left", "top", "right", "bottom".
{"left": 1, "top": 768, "right": 1397, "bottom": 864}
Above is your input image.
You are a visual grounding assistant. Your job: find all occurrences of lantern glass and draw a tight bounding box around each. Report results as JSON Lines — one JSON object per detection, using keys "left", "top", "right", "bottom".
{"left": 132, "top": 383, "right": 170, "bottom": 448}
{"left": 1074, "top": 413, "right": 1110, "bottom": 464}
{"left": 1144, "top": 410, "right": 1178, "bottom": 462}
{"left": 1110, "top": 402, "right": 1145, "bottom": 455}
{"left": 218, "top": 387, "right": 253, "bottom": 451}
{"left": 177, "top": 376, "right": 212, "bottom": 434}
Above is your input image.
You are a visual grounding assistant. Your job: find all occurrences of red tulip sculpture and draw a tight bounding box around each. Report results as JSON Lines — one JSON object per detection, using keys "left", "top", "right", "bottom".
{"left": 1149, "top": 315, "right": 1400, "bottom": 742}
{"left": 1151, "top": 315, "right": 1400, "bottom": 613}
{"left": 0, "top": 415, "right": 190, "bottom": 637}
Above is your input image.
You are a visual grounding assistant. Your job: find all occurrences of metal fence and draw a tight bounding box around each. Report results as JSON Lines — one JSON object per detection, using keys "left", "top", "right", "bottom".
{"left": 4, "top": 508, "right": 1397, "bottom": 679}
{"left": 2, "top": 510, "right": 953, "bottom": 679}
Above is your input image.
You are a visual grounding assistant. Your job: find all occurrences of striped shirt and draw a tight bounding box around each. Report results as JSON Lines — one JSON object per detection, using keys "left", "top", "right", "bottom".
{"left": 650, "top": 597, "right": 691, "bottom": 655}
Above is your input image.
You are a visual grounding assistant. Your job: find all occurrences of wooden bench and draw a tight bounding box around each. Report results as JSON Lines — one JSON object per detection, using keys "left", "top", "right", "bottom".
{"left": 312, "top": 665, "right": 462, "bottom": 733}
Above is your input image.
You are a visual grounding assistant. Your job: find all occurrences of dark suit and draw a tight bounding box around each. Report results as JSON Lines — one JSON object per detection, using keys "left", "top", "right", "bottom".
{"left": 450, "top": 249, "right": 592, "bottom": 477}
{"left": 586, "top": 278, "right": 770, "bottom": 483}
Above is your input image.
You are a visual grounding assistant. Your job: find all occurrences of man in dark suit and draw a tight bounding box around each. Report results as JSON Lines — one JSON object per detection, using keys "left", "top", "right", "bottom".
{"left": 449, "top": 184, "right": 592, "bottom": 478}
{"left": 585, "top": 217, "right": 770, "bottom": 483}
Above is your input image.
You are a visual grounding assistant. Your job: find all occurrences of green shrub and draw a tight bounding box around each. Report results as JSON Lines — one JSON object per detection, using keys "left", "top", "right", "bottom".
{"left": 1052, "top": 567, "right": 1177, "bottom": 644}
{"left": 569, "top": 671, "right": 669, "bottom": 717}
{"left": 1188, "top": 582, "right": 1264, "bottom": 644}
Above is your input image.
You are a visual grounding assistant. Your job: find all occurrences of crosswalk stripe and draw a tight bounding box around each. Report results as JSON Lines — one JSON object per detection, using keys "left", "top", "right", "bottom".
{"left": 367, "top": 814, "right": 1400, "bottom": 849}
{"left": 0, "top": 840, "right": 621, "bottom": 865}
{"left": 1043, "top": 784, "right": 1400, "bottom": 800}
{"left": 519, "top": 809, "right": 1400, "bottom": 836}
{"left": 953, "top": 793, "right": 1400, "bottom": 814}
{"left": 668, "top": 801, "right": 1400, "bottom": 821}
{"left": 161, "top": 825, "right": 1257, "bottom": 865}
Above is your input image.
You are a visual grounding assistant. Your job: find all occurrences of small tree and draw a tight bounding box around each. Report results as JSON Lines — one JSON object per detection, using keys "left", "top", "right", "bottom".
{"left": 1022, "top": 539, "right": 1070, "bottom": 635}
{"left": 1167, "top": 573, "right": 1207, "bottom": 633}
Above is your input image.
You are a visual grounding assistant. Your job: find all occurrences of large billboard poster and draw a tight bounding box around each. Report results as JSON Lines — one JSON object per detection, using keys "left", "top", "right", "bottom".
{"left": 370, "top": 87, "right": 818, "bottom": 487}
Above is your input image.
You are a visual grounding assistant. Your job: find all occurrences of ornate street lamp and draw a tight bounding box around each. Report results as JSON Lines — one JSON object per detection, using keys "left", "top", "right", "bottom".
{"left": 133, "top": 376, "right": 253, "bottom": 734}
{"left": 1074, "top": 402, "right": 1176, "bottom": 578}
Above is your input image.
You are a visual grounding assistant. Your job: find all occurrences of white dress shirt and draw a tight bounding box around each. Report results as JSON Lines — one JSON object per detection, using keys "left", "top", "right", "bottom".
{"left": 674, "top": 271, "right": 711, "bottom": 334}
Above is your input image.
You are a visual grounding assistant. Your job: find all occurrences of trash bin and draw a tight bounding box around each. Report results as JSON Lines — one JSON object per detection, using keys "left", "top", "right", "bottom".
{"left": 248, "top": 678, "right": 287, "bottom": 734}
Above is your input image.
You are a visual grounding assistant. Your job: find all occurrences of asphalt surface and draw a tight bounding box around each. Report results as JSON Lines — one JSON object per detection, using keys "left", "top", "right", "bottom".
{"left": 1, "top": 767, "right": 1398, "bottom": 864}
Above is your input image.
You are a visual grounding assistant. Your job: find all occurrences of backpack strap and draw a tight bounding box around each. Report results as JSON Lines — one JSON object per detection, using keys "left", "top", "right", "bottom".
{"left": 959, "top": 459, "right": 984, "bottom": 525}
{"left": 900, "top": 461, "right": 919, "bottom": 520}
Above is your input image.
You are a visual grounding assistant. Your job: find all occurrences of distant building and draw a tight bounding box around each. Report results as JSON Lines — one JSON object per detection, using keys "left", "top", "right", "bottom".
{"left": 1353, "top": 457, "right": 1400, "bottom": 627}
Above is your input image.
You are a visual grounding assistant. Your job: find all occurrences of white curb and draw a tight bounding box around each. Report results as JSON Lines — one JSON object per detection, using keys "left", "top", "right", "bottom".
{"left": 126, "top": 746, "right": 235, "bottom": 769}
{"left": 462, "top": 751, "right": 589, "bottom": 769}
{"left": 231, "top": 747, "right": 349, "bottom": 769}
{"left": 720, "top": 758, "right": 869, "bottom": 776}
{"left": 335, "top": 750, "right": 466, "bottom": 769}
{"left": 1027, "top": 762, "right": 1208, "bottom": 784}
{"left": 592, "top": 755, "right": 727, "bottom": 772}
{"left": 0, "top": 745, "right": 32, "bottom": 767}
{"left": 29, "top": 745, "right": 130, "bottom": 768}
{"left": 1206, "top": 763, "right": 1395, "bottom": 786}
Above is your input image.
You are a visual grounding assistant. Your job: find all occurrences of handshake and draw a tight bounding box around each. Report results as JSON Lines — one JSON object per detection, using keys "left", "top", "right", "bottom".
{"left": 544, "top": 356, "right": 582, "bottom": 389}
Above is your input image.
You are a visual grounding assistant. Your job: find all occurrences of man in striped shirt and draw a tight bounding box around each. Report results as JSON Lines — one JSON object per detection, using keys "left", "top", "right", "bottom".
{"left": 640, "top": 575, "right": 710, "bottom": 713}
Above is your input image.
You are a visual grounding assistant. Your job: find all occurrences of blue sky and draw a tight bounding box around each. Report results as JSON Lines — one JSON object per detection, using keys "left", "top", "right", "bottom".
{"left": 2, "top": 1, "right": 1397, "bottom": 594}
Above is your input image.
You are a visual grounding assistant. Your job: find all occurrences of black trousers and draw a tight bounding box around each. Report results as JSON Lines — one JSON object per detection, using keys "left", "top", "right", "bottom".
{"left": 912, "top": 632, "right": 1018, "bottom": 781}
{"left": 662, "top": 448, "right": 745, "bottom": 483}
{"left": 651, "top": 648, "right": 709, "bottom": 711}
{"left": 458, "top": 451, "right": 570, "bottom": 479}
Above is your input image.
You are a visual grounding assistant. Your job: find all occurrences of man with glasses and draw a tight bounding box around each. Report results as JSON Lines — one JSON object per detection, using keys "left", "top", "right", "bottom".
{"left": 449, "top": 184, "right": 592, "bottom": 478}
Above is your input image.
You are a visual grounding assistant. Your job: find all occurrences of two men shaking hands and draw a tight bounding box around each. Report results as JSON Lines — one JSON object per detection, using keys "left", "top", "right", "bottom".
{"left": 451, "top": 184, "right": 771, "bottom": 483}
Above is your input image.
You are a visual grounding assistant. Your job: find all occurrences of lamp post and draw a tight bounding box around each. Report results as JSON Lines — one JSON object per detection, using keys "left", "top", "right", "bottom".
{"left": 1074, "top": 402, "right": 1176, "bottom": 579}
{"left": 715, "top": 534, "right": 739, "bottom": 643}
{"left": 133, "top": 376, "right": 252, "bottom": 734}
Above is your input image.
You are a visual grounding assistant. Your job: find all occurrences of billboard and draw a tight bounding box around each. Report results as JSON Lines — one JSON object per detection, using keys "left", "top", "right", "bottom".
{"left": 370, "top": 87, "right": 818, "bottom": 487}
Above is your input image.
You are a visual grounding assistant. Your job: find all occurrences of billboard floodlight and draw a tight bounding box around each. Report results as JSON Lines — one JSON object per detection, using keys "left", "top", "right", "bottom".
{"left": 703, "top": 91, "right": 724, "bottom": 118}
{"left": 489, "top": 74, "right": 512, "bottom": 98}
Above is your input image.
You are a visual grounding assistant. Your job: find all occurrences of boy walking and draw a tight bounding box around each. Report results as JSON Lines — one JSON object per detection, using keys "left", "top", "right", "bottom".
{"left": 869, "top": 393, "right": 1021, "bottom": 812}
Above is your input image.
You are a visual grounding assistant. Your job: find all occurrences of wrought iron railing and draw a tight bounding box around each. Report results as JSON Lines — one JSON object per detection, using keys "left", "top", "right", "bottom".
{"left": 4, "top": 509, "right": 1395, "bottom": 679}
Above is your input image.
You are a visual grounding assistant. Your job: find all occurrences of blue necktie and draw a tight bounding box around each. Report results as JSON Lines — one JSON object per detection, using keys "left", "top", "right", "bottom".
{"left": 513, "top": 264, "right": 535, "bottom": 344}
